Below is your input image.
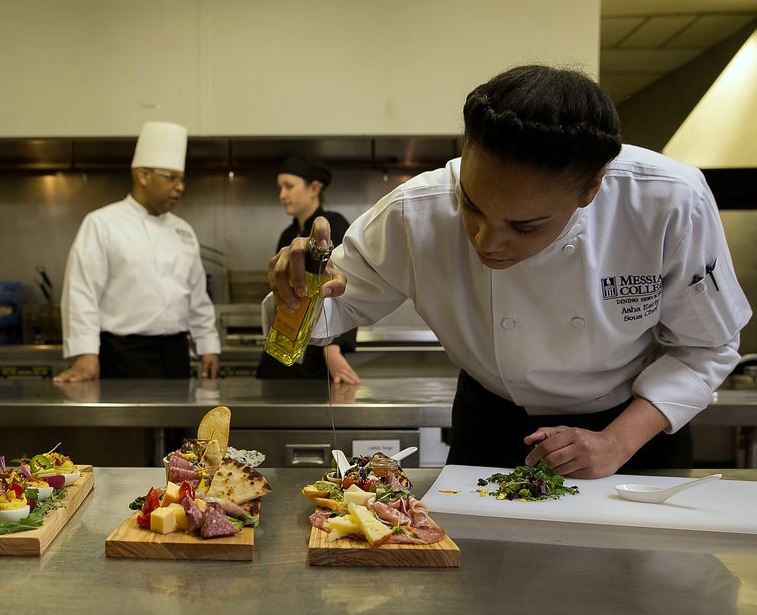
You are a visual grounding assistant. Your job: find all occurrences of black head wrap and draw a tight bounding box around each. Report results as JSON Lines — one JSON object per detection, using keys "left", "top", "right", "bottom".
{"left": 279, "top": 153, "right": 332, "bottom": 188}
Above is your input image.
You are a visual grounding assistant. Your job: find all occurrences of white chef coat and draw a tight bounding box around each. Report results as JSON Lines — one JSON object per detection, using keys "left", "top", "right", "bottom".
{"left": 61, "top": 195, "right": 220, "bottom": 358}
{"left": 309, "top": 145, "right": 752, "bottom": 432}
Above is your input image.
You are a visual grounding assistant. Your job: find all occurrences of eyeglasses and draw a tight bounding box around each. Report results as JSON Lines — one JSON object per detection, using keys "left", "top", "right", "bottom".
{"left": 144, "top": 168, "right": 186, "bottom": 185}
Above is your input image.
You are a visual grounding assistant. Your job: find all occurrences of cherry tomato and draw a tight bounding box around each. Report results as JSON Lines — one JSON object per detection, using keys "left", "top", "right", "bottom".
{"left": 362, "top": 480, "right": 376, "bottom": 492}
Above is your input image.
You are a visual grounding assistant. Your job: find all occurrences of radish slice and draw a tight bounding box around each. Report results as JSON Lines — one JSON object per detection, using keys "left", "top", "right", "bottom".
{"left": 0, "top": 505, "right": 30, "bottom": 523}
{"left": 43, "top": 475, "right": 65, "bottom": 489}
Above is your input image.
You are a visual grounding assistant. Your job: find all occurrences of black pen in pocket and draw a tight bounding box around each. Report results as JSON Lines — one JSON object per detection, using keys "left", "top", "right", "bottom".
{"left": 705, "top": 259, "right": 719, "bottom": 291}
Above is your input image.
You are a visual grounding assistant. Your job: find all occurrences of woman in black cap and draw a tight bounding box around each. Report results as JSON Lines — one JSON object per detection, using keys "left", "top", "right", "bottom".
{"left": 256, "top": 153, "right": 362, "bottom": 384}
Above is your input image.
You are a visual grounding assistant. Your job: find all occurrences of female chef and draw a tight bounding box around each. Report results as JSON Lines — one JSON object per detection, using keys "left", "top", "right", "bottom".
{"left": 266, "top": 65, "right": 752, "bottom": 479}
{"left": 256, "top": 154, "right": 361, "bottom": 384}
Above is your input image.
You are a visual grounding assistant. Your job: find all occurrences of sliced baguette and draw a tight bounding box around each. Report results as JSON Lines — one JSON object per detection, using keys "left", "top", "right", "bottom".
{"left": 302, "top": 485, "right": 346, "bottom": 513}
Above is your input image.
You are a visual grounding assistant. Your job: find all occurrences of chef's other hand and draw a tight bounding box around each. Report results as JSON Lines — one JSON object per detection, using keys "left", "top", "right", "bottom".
{"left": 200, "top": 353, "right": 220, "bottom": 379}
{"left": 524, "top": 426, "right": 626, "bottom": 479}
{"left": 267, "top": 216, "right": 346, "bottom": 313}
{"left": 324, "top": 345, "right": 362, "bottom": 385}
{"left": 52, "top": 354, "right": 100, "bottom": 383}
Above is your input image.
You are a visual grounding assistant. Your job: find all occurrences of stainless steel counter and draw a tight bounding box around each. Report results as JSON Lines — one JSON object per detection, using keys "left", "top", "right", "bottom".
{"left": 2, "top": 374, "right": 757, "bottom": 466}
{"left": 2, "top": 466, "right": 755, "bottom": 615}
{"left": 0, "top": 377, "right": 456, "bottom": 428}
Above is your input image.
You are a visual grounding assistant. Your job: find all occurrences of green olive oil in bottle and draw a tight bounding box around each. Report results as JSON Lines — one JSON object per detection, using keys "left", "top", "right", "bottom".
{"left": 264, "top": 238, "right": 333, "bottom": 366}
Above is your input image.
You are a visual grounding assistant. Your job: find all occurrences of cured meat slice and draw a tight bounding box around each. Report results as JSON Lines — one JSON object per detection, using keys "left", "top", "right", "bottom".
{"left": 371, "top": 500, "right": 410, "bottom": 526}
{"left": 168, "top": 454, "right": 196, "bottom": 471}
{"left": 388, "top": 526, "right": 446, "bottom": 545}
{"left": 201, "top": 502, "right": 239, "bottom": 539}
{"left": 182, "top": 496, "right": 203, "bottom": 532}
{"left": 168, "top": 467, "right": 200, "bottom": 487}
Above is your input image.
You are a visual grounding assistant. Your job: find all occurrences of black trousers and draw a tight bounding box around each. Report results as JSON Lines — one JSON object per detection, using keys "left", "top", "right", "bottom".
{"left": 447, "top": 370, "right": 693, "bottom": 472}
{"left": 99, "top": 331, "right": 192, "bottom": 453}
{"left": 99, "top": 332, "right": 191, "bottom": 379}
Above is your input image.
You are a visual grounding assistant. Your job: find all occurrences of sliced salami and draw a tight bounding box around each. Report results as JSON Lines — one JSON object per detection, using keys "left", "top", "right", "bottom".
{"left": 182, "top": 496, "right": 204, "bottom": 532}
{"left": 201, "top": 502, "right": 239, "bottom": 539}
{"left": 168, "top": 467, "right": 200, "bottom": 487}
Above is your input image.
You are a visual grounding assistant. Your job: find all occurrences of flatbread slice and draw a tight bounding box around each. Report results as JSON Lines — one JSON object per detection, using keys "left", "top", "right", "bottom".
{"left": 200, "top": 439, "right": 223, "bottom": 469}
{"left": 197, "top": 406, "right": 231, "bottom": 457}
{"left": 206, "top": 458, "right": 271, "bottom": 504}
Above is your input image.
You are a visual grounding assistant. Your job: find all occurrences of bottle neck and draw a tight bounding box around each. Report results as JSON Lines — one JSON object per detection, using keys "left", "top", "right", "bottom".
{"left": 304, "top": 238, "right": 333, "bottom": 275}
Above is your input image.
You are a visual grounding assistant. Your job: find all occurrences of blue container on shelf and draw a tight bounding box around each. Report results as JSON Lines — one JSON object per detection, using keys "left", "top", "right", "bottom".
{"left": 0, "top": 281, "right": 22, "bottom": 344}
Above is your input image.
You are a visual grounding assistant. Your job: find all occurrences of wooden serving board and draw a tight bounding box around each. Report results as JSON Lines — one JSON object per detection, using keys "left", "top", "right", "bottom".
{"left": 105, "top": 513, "right": 254, "bottom": 561}
{"left": 308, "top": 520, "right": 460, "bottom": 567}
{"left": 0, "top": 465, "right": 95, "bottom": 556}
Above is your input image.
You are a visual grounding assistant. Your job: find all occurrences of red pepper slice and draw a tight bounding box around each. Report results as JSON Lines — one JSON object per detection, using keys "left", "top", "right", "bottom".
{"left": 10, "top": 483, "right": 24, "bottom": 497}
{"left": 137, "top": 487, "right": 161, "bottom": 529}
{"left": 178, "top": 481, "right": 195, "bottom": 502}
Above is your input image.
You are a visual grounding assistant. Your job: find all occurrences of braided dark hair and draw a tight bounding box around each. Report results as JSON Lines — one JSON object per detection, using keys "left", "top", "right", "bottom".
{"left": 463, "top": 65, "right": 622, "bottom": 186}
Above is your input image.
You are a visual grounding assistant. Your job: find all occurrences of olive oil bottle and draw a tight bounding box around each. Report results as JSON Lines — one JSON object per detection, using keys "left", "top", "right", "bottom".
{"left": 264, "top": 238, "right": 333, "bottom": 366}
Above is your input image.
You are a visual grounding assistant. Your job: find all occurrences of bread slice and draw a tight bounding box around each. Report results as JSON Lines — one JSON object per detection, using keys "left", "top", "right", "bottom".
{"left": 348, "top": 503, "right": 392, "bottom": 547}
{"left": 197, "top": 406, "right": 231, "bottom": 457}
{"left": 302, "top": 485, "right": 346, "bottom": 513}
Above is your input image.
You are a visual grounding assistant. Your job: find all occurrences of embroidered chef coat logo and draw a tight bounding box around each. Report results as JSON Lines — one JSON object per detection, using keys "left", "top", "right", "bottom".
{"left": 601, "top": 274, "right": 662, "bottom": 322}
{"left": 175, "top": 228, "right": 195, "bottom": 245}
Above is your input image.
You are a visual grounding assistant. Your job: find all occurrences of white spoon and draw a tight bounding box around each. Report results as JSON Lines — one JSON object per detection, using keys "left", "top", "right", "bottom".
{"left": 615, "top": 473, "right": 722, "bottom": 504}
{"left": 391, "top": 446, "right": 418, "bottom": 462}
{"left": 332, "top": 449, "right": 351, "bottom": 478}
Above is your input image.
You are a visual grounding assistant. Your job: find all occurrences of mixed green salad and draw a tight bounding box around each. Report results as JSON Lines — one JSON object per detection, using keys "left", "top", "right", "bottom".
{"left": 477, "top": 462, "right": 579, "bottom": 502}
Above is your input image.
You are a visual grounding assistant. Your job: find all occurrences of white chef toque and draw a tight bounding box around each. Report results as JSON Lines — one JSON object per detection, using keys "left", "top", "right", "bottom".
{"left": 131, "top": 121, "right": 188, "bottom": 172}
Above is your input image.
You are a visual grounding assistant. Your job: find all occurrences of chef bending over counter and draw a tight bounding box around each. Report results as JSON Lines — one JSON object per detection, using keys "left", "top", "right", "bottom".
{"left": 266, "top": 64, "right": 753, "bottom": 480}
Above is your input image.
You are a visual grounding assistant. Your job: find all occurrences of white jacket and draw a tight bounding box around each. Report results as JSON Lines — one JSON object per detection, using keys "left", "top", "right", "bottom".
{"left": 61, "top": 195, "right": 220, "bottom": 358}
{"left": 312, "top": 145, "right": 752, "bottom": 432}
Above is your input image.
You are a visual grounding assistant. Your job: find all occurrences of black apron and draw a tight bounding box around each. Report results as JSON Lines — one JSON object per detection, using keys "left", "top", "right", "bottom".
{"left": 99, "top": 332, "right": 191, "bottom": 379}
{"left": 446, "top": 369, "right": 693, "bottom": 472}
{"left": 99, "top": 331, "right": 192, "bottom": 454}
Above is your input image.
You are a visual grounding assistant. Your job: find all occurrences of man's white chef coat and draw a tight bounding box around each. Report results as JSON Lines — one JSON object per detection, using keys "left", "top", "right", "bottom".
{"left": 61, "top": 195, "right": 220, "bottom": 358}
{"left": 310, "top": 145, "right": 752, "bottom": 432}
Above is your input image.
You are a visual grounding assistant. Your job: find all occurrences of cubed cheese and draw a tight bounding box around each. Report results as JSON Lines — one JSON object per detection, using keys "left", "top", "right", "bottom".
{"left": 161, "top": 481, "right": 181, "bottom": 506}
{"left": 194, "top": 498, "right": 207, "bottom": 513}
{"left": 167, "top": 502, "right": 189, "bottom": 531}
{"left": 150, "top": 507, "right": 177, "bottom": 534}
{"left": 343, "top": 484, "right": 373, "bottom": 507}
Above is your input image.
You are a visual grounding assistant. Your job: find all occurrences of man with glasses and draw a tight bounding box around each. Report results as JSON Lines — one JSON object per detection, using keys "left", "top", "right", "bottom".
{"left": 55, "top": 121, "right": 220, "bottom": 383}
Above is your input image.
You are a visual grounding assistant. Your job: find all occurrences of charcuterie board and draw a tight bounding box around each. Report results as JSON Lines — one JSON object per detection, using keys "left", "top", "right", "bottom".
{"left": 308, "top": 521, "right": 460, "bottom": 567}
{"left": 0, "top": 465, "right": 95, "bottom": 556}
{"left": 105, "top": 513, "right": 254, "bottom": 561}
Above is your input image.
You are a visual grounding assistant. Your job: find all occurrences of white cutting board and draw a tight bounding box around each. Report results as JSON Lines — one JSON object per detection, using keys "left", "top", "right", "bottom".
{"left": 421, "top": 465, "right": 757, "bottom": 535}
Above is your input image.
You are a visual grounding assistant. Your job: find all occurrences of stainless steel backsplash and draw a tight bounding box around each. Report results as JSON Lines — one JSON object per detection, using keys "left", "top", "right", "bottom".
{"left": 0, "top": 170, "right": 754, "bottom": 352}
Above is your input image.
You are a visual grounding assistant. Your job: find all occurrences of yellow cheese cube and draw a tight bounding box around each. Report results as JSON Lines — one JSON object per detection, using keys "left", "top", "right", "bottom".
{"left": 161, "top": 481, "right": 181, "bottom": 506}
{"left": 167, "top": 502, "right": 189, "bottom": 531}
{"left": 194, "top": 498, "right": 207, "bottom": 513}
{"left": 150, "top": 506, "right": 177, "bottom": 534}
{"left": 343, "top": 484, "right": 373, "bottom": 507}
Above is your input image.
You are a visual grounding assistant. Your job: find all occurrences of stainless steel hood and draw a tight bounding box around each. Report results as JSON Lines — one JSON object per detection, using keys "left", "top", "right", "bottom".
{"left": 0, "top": 136, "right": 461, "bottom": 173}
